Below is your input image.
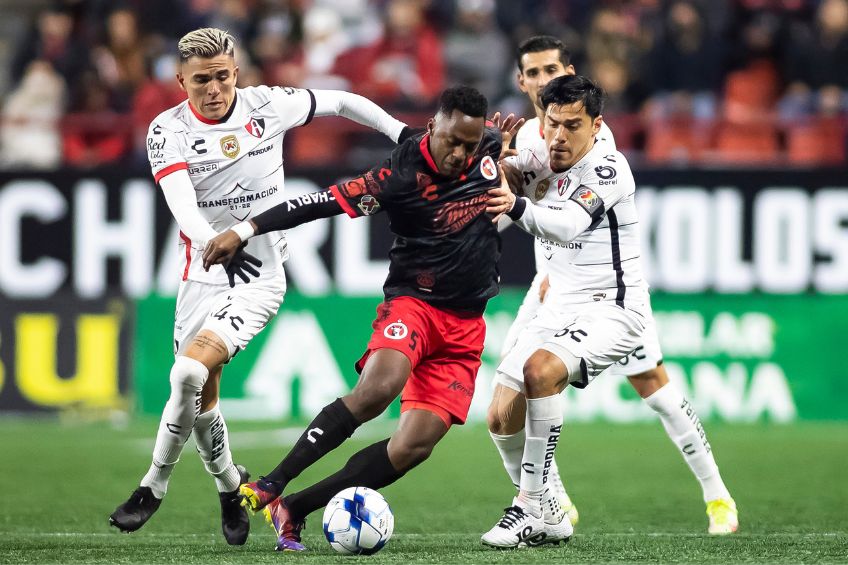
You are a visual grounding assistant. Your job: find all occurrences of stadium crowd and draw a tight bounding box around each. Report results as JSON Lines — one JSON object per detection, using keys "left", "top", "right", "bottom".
{"left": 0, "top": 0, "right": 846, "bottom": 169}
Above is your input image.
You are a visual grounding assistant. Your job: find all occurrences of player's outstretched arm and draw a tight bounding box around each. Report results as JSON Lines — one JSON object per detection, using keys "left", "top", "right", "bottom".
{"left": 312, "top": 90, "right": 408, "bottom": 142}
{"left": 202, "top": 188, "right": 344, "bottom": 270}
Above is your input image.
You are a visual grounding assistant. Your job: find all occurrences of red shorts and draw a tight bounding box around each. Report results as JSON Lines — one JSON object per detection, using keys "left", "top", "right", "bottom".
{"left": 355, "top": 296, "right": 486, "bottom": 427}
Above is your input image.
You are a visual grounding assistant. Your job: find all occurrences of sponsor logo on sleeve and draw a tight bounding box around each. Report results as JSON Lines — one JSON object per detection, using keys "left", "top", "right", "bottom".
{"left": 220, "top": 135, "right": 240, "bottom": 158}
{"left": 383, "top": 321, "right": 408, "bottom": 340}
{"left": 244, "top": 117, "right": 265, "bottom": 138}
{"left": 480, "top": 155, "right": 498, "bottom": 180}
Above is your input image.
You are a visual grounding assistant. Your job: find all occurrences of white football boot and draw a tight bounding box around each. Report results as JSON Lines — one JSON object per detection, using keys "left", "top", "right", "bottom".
{"left": 482, "top": 497, "right": 570, "bottom": 549}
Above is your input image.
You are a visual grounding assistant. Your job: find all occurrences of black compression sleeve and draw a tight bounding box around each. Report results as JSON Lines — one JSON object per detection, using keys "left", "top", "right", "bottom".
{"left": 251, "top": 188, "right": 344, "bottom": 235}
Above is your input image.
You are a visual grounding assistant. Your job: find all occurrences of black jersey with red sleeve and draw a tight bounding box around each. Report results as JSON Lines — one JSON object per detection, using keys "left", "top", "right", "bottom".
{"left": 329, "top": 127, "right": 503, "bottom": 314}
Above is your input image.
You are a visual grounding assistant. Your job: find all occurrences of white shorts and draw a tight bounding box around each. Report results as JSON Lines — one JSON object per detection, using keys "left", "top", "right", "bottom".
{"left": 495, "top": 302, "right": 646, "bottom": 392}
{"left": 603, "top": 307, "right": 663, "bottom": 377}
{"left": 174, "top": 275, "right": 286, "bottom": 358}
{"left": 500, "top": 271, "right": 546, "bottom": 359}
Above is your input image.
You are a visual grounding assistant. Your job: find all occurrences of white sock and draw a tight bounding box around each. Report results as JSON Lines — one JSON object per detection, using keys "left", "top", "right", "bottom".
{"left": 518, "top": 395, "right": 563, "bottom": 518}
{"left": 490, "top": 429, "right": 525, "bottom": 488}
{"left": 644, "top": 383, "right": 731, "bottom": 502}
{"left": 140, "top": 357, "right": 209, "bottom": 499}
{"left": 194, "top": 405, "right": 241, "bottom": 493}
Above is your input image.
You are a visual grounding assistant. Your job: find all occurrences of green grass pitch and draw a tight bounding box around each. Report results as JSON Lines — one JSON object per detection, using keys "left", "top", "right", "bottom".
{"left": 1, "top": 418, "right": 846, "bottom": 564}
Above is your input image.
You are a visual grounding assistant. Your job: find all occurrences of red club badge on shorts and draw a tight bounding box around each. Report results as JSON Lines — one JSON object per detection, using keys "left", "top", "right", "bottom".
{"left": 383, "top": 320, "right": 408, "bottom": 340}
{"left": 480, "top": 155, "right": 498, "bottom": 180}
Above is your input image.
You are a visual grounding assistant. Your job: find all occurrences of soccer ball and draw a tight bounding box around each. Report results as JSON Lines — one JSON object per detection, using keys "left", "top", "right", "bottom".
{"left": 322, "top": 486, "right": 394, "bottom": 555}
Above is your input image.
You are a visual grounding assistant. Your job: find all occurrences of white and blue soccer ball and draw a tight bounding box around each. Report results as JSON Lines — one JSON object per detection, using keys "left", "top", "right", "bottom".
{"left": 322, "top": 486, "right": 394, "bottom": 555}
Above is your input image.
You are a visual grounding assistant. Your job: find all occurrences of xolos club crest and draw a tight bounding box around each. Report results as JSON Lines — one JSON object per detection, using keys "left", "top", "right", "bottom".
{"left": 480, "top": 155, "right": 498, "bottom": 180}
{"left": 383, "top": 320, "right": 408, "bottom": 340}
{"left": 220, "top": 135, "right": 240, "bottom": 159}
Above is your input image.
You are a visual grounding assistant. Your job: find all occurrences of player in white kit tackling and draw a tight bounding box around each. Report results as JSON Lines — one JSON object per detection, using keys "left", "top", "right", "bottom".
{"left": 482, "top": 73, "right": 736, "bottom": 549}
{"left": 109, "top": 28, "right": 409, "bottom": 544}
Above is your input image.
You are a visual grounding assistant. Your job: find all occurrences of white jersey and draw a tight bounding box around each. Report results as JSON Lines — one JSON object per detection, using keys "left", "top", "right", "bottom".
{"left": 509, "top": 138, "right": 649, "bottom": 311}
{"left": 147, "top": 85, "right": 318, "bottom": 285}
{"left": 513, "top": 117, "right": 616, "bottom": 273}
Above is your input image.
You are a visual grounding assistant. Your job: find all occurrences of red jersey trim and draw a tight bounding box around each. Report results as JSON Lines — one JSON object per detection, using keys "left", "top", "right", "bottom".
{"left": 419, "top": 134, "right": 440, "bottom": 174}
{"left": 539, "top": 125, "right": 544, "bottom": 138}
{"left": 189, "top": 101, "right": 220, "bottom": 124}
{"left": 178, "top": 231, "right": 191, "bottom": 281}
{"left": 329, "top": 184, "right": 358, "bottom": 218}
{"left": 154, "top": 162, "right": 188, "bottom": 183}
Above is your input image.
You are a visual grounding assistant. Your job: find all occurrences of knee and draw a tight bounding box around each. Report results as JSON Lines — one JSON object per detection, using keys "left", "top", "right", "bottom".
{"left": 523, "top": 352, "right": 564, "bottom": 397}
{"left": 348, "top": 379, "right": 397, "bottom": 421}
{"left": 170, "top": 356, "right": 209, "bottom": 393}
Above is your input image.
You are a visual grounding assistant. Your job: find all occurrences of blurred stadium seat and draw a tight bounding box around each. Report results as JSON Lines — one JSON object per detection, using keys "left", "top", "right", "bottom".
{"left": 785, "top": 117, "right": 847, "bottom": 165}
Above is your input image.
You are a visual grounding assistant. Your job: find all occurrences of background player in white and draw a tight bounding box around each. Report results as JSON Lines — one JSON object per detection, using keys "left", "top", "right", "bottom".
{"left": 488, "top": 37, "right": 737, "bottom": 537}
{"left": 108, "top": 28, "right": 410, "bottom": 544}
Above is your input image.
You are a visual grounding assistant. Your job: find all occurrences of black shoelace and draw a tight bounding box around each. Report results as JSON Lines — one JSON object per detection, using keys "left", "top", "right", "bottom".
{"left": 497, "top": 506, "right": 526, "bottom": 528}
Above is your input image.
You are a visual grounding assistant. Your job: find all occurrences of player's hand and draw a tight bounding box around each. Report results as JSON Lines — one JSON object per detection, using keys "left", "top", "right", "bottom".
{"left": 491, "top": 111, "right": 525, "bottom": 160}
{"left": 203, "top": 230, "right": 243, "bottom": 270}
{"left": 500, "top": 162, "right": 523, "bottom": 194}
{"left": 539, "top": 275, "right": 550, "bottom": 303}
{"left": 486, "top": 166, "right": 517, "bottom": 222}
{"left": 224, "top": 246, "right": 263, "bottom": 288}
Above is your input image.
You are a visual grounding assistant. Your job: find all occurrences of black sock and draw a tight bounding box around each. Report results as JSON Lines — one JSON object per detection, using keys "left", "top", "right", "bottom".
{"left": 263, "top": 398, "right": 360, "bottom": 488}
{"left": 284, "top": 438, "right": 403, "bottom": 522}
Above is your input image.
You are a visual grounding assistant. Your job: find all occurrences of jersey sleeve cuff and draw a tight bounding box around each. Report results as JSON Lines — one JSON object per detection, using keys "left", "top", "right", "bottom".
{"left": 328, "top": 184, "right": 359, "bottom": 218}
{"left": 507, "top": 197, "right": 527, "bottom": 221}
{"left": 154, "top": 162, "right": 188, "bottom": 184}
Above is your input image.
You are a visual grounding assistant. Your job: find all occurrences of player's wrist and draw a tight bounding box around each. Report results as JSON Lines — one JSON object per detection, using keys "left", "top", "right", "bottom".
{"left": 231, "top": 221, "right": 256, "bottom": 242}
{"left": 506, "top": 197, "right": 526, "bottom": 220}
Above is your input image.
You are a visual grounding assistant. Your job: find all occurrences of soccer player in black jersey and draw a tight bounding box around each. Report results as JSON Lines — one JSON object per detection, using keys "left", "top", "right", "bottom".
{"left": 202, "top": 86, "right": 519, "bottom": 551}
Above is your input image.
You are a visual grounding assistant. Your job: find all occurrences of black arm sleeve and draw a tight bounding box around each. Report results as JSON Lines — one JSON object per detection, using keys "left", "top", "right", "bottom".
{"left": 251, "top": 188, "right": 344, "bottom": 235}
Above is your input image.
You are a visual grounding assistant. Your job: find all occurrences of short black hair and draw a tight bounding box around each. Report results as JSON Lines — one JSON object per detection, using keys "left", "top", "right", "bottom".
{"left": 516, "top": 35, "right": 571, "bottom": 72}
{"left": 437, "top": 86, "right": 488, "bottom": 118}
{"left": 540, "top": 75, "right": 605, "bottom": 119}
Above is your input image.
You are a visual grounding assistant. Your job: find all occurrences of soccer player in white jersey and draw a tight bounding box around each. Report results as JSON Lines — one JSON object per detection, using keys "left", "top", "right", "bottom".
{"left": 486, "top": 38, "right": 737, "bottom": 543}
{"left": 108, "top": 28, "right": 410, "bottom": 544}
{"left": 483, "top": 75, "right": 737, "bottom": 548}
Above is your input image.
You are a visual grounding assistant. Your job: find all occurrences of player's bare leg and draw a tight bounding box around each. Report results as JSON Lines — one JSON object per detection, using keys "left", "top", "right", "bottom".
{"left": 241, "top": 349, "right": 411, "bottom": 511}
{"left": 110, "top": 330, "right": 230, "bottom": 533}
{"left": 483, "top": 351, "right": 573, "bottom": 548}
{"left": 630, "top": 365, "right": 737, "bottom": 534}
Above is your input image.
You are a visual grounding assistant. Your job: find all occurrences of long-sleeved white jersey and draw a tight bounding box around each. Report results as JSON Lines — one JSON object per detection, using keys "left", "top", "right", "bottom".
{"left": 506, "top": 127, "right": 649, "bottom": 311}
{"left": 512, "top": 116, "right": 616, "bottom": 274}
{"left": 147, "top": 86, "right": 405, "bottom": 285}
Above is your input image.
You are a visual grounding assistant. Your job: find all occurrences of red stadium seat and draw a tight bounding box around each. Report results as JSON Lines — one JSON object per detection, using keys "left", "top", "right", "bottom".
{"left": 644, "top": 118, "right": 712, "bottom": 164}
{"left": 712, "top": 121, "right": 780, "bottom": 164}
{"left": 785, "top": 118, "right": 847, "bottom": 165}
